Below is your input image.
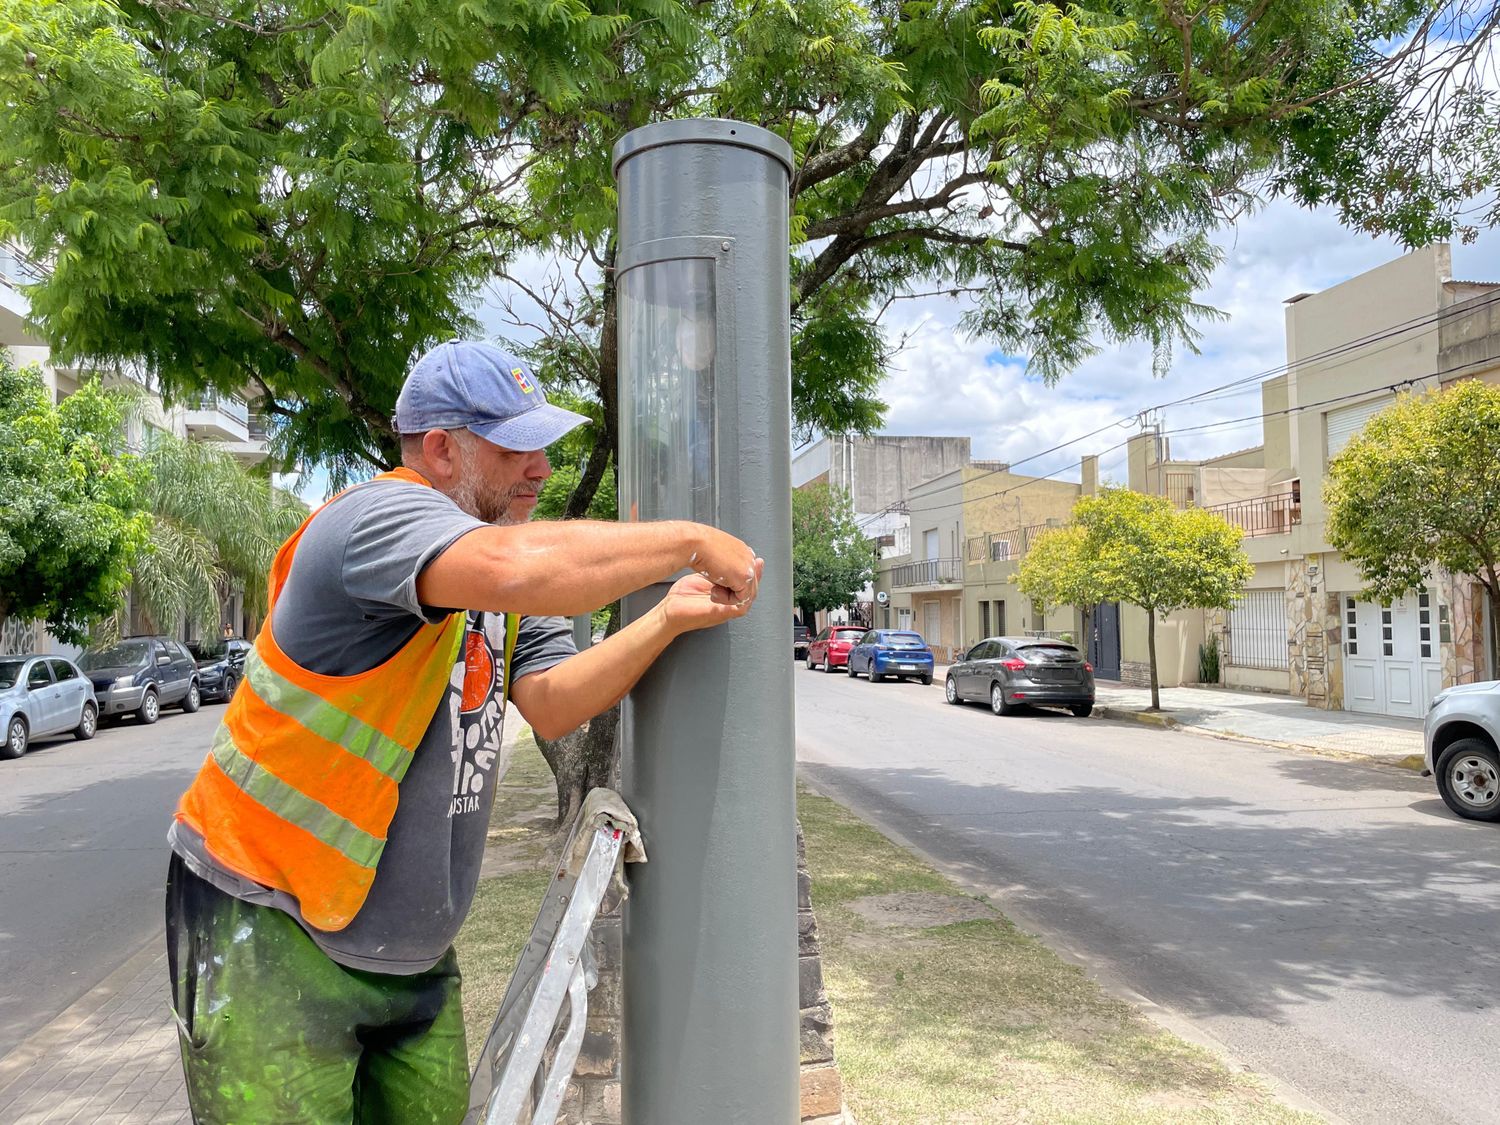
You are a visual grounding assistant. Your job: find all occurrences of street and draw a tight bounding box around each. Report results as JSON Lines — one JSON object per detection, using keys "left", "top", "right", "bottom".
{"left": 796, "top": 667, "right": 1500, "bottom": 1125}
{"left": 0, "top": 708, "right": 213, "bottom": 1061}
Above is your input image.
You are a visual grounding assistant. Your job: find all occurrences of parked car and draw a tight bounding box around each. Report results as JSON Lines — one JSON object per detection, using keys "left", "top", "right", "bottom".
{"left": 188, "top": 637, "right": 252, "bottom": 704}
{"left": 807, "top": 625, "right": 866, "bottom": 672}
{"left": 1424, "top": 680, "right": 1500, "bottom": 821}
{"left": 946, "top": 636, "right": 1095, "bottom": 717}
{"left": 0, "top": 655, "right": 99, "bottom": 759}
{"left": 77, "top": 636, "right": 201, "bottom": 724}
{"left": 793, "top": 621, "right": 811, "bottom": 660}
{"left": 846, "top": 630, "right": 935, "bottom": 684}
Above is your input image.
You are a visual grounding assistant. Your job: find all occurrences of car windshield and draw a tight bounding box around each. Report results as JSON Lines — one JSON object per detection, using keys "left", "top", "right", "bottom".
{"left": 883, "top": 633, "right": 926, "bottom": 649}
{"left": 833, "top": 628, "right": 864, "bottom": 639}
{"left": 78, "top": 640, "right": 150, "bottom": 670}
{"left": 189, "top": 638, "right": 227, "bottom": 660}
{"left": 0, "top": 659, "right": 24, "bottom": 689}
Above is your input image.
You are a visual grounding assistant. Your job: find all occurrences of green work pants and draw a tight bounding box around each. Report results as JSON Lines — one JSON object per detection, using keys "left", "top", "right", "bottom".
{"left": 165, "top": 855, "right": 468, "bottom": 1125}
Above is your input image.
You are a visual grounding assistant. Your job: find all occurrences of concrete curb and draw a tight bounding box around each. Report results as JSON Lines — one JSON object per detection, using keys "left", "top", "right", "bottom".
{"left": 1093, "top": 706, "right": 1179, "bottom": 730}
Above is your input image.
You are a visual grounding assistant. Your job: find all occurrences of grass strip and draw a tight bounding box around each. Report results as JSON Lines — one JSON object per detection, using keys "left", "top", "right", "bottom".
{"left": 457, "top": 736, "right": 1320, "bottom": 1122}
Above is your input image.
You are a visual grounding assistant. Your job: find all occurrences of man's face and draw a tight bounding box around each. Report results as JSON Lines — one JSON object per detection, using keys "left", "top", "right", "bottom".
{"left": 449, "top": 432, "right": 552, "bottom": 526}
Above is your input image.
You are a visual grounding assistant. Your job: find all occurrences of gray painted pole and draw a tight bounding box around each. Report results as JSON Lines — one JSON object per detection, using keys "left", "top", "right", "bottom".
{"left": 613, "top": 119, "right": 798, "bottom": 1123}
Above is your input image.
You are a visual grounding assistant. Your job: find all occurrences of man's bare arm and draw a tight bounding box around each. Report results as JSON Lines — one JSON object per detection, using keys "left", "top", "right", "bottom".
{"left": 507, "top": 569, "right": 761, "bottom": 740}
{"left": 416, "top": 520, "right": 758, "bottom": 616}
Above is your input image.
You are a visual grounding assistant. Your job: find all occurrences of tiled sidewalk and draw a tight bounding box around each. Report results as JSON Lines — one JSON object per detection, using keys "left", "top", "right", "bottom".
{"left": 1091, "top": 681, "right": 1425, "bottom": 761}
{"left": 0, "top": 939, "right": 188, "bottom": 1125}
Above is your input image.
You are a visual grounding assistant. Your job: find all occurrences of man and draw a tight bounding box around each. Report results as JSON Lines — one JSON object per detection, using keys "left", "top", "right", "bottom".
{"left": 165, "top": 340, "right": 762, "bottom": 1124}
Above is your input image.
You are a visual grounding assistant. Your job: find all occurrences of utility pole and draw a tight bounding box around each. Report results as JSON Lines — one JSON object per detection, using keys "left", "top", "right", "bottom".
{"left": 613, "top": 119, "right": 798, "bottom": 1123}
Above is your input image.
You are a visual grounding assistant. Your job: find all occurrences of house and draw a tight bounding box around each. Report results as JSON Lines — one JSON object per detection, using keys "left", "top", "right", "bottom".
{"left": 1109, "top": 245, "right": 1500, "bottom": 717}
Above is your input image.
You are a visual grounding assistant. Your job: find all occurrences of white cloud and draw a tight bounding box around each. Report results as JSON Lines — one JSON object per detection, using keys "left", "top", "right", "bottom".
{"left": 876, "top": 200, "right": 1500, "bottom": 482}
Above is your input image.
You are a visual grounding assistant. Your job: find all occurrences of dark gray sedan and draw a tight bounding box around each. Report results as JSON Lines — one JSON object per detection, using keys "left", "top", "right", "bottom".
{"left": 945, "top": 636, "right": 1095, "bottom": 717}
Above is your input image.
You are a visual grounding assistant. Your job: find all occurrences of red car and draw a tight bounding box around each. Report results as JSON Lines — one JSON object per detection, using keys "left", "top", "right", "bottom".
{"left": 806, "top": 626, "right": 867, "bottom": 672}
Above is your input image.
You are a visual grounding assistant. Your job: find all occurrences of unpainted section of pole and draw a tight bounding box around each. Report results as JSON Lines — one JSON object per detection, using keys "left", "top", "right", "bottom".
{"left": 613, "top": 119, "right": 798, "bottom": 1124}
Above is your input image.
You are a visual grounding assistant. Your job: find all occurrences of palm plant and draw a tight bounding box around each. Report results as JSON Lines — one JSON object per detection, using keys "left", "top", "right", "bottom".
{"left": 127, "top": 435, "right": 306, "bottom": 637}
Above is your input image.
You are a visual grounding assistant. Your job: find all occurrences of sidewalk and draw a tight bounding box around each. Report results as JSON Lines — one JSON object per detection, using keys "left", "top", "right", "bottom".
{"left": 1091, "top": 680, "right": 1425, "bottom": 763}
{"left": 0, "top": 941, "right": 188, "bottom": 1124}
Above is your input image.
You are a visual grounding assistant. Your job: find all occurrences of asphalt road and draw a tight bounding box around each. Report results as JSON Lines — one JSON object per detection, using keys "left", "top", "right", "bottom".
{"left": 0, "top": 704, "right": 214, "bottom": 1061}
{"left": 796, "top": 666, "right": 1500, "bottom": 1125}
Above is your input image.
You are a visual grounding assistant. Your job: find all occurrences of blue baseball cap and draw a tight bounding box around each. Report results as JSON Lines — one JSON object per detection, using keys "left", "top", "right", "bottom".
{"left": 394, "top": 340, "right": 590, "bottom": 451}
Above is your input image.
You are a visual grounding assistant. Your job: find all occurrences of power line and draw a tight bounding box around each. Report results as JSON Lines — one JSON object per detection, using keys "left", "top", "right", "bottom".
{"left": 884, "top": 287, "right": 1500, "bottom": 508}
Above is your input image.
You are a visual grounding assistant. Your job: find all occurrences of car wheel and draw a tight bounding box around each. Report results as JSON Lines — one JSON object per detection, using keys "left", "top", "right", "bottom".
{"left": 221, "top": 673, "right": 238, "bottom": 702}
{"left": 806, "top": 654, "right": 816, "bottom": 670}
{"left": 990, "top": 682, "right": 1015, "bottom": 717}
{"left": 921, "top": 674, "right": 934, "bottom": 686}
{"left": 869, "top": 667, "right": 883, "bottom": 683}
{"left": 945, "top": 676, "right": 961, "bottom": 704}
{"left": 74, "top": 702, "right": 98, "bottom": 741}
{"left": 1, "top": 715, "right": 27, "bottom": 759}
{"left": 823, "top": 656, "right": 836, "bottom": 674}
{"left": 847, "top": 660, "right": 859, "bottom": 679}
{"left": 1436, "top": 739, "right": 1500, "bottom": 821}
{"left": 138, "top": 689, "right": 160, "bottom": 725}
{"left": 181, "top": 681, "right": 201, "bottom": 713}
{"left": 1070, "top": 703, "right": 1094, "bottom": 718}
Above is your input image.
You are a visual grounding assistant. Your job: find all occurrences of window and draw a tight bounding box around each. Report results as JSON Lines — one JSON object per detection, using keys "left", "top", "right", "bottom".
{"left": 1345, "top": 597, "right": 1358, "bottom": 657}
{"left": 48, "top": 660, "right": 77, "bottom": 682}
{"left": 1381, "top": 608, "right": 1393, "bottom": 657}
{"left": 1419, "top": 592, "right": 1432, "bottom": 659}
{"left": 27, "top": 662, "right": 52, "bottom": 688}
{"left": 994, "top": 600, "right": 1006, "bottom": 636}
{"left": 1325, "top": 395, "right": 1394, "bottom": 461}
{"left": 990, "top": 539, "right": 1012, "bottom": 562}
{"left": 1228, "top": 590, "right": 1289, "bottom": 670}
{"left": 979, "top": 602, "right": 990, "bottom": 636}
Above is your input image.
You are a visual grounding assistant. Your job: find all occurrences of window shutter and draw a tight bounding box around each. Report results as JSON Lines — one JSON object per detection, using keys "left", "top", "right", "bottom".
{"left": 1325, "top": 396, "right": 1393, "bottom": 460}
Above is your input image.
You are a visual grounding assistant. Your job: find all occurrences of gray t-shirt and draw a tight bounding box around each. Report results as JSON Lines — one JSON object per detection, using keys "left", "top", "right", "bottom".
{"left": 169, "top": 478, "right": 575, "bottom": 973}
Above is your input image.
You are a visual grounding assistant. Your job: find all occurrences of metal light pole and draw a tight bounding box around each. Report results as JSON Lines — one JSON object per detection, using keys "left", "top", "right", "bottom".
{"left": 613, "top": 119, "right": 798, "bottom": 1123}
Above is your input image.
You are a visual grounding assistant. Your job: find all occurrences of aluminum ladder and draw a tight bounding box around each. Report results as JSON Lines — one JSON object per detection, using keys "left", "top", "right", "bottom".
{"left": 465, "top": 791, "right": 635, "bottom": 1125}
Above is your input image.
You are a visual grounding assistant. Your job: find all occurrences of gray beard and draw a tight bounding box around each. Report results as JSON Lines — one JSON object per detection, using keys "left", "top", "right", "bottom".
{"left": 450, "top": 477, "right": 531, "bottom": 526}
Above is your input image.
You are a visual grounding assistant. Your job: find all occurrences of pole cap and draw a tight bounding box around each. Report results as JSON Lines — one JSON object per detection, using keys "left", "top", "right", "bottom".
{"left": 612, "top": 119, "right": 793, "bottom": 179}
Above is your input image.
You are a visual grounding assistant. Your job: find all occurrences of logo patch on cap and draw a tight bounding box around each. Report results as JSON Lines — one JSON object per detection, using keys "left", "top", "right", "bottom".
{"left": 511, "top": 366, "right": 535, "bottom": 395}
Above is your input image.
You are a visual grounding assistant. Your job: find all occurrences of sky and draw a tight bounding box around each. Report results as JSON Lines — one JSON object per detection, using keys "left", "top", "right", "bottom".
{"left": 861, "top": 202, "right": 1500, "bottom": 488}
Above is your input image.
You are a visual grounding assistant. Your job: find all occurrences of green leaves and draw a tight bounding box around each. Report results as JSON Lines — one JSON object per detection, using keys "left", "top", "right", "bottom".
{"left": 1020, "top": 487, "right": 1252, "bottom": 617}
{"left": 792, "top": 484, "right": 875, "bottom": 621}
{"left": 1327, "top": 381, "right": 1500, "bottom": 605}
{"left": 0, "top": 354, "right": 149, "bottom": 645}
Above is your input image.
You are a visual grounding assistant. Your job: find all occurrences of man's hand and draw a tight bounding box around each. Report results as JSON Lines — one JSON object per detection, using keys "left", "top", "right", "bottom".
{"left": 686, "top": 526, "right": 761, "bottom": 608}
{"left": 660, "top": 560, "right": 766, "bottom": 636}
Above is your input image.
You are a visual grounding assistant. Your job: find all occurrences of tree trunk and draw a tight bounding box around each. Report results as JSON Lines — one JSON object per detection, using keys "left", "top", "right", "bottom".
{"left": 563, "top": 252, "right": 619, "bottom": 522}
{"left": 1485, "top": 580, "right": 1500, "bottom": 682}
{"left": 533, "top": 703, "right": 621, "bottom": 827}
{"left": 1146, "top": 607, "right": 1161, "bottom": 711}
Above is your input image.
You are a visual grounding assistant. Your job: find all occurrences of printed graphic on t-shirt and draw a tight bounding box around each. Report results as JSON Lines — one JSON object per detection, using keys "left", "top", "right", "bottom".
{"left": 448, "top": 613, "right": 507, "bottom": 817}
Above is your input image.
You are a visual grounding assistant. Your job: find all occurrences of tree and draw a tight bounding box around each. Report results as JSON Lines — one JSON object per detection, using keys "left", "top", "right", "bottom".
{"left": 1027, "top": 489, "right": 1252, "bottom": 709}
{"left": 1, "top": 0, "right": 1493, "bottom": 804}
{"left": 1326, "top": 380, "right": 1500, "bottom": 678}
{"left": 792, "top": 484, "right": 875, "bottom": 629}
{"left": 0, "top": 353, "right": 148, "bottom": 646}
{"left": 128, "top": 434, "right": 307, "bottom": 638}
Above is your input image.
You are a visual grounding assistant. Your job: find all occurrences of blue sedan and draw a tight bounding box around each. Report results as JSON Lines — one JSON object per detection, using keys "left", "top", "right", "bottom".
{"left": 846, "top": 630, "right": 935, "bottom": 685}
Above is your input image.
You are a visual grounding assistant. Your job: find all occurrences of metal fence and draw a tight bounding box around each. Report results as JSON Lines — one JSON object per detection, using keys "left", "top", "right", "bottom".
{"left": 1227, "top": 589, "right": 1289, "bottom": 670}
{"left": 891, "top": 557, "right": 963, "bottom": 586}
{"left": 964, "top": 523, "right": 1051, "bottom": 564}
{"left": 1205, "top": 492, "right": 1301, "bottom": 538}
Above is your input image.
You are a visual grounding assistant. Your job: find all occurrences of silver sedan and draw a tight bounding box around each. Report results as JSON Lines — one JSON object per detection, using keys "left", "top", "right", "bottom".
{"left": 0, "top": 655, "right": 99, "bottom": 759}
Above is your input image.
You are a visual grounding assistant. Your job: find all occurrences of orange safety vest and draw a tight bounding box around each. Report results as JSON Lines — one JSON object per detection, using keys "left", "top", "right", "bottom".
{"left": 174, "top": 468, "right": 518, "bottom": 932}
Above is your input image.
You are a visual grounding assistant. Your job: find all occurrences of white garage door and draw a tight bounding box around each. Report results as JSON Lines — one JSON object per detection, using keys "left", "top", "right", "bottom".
{"left": 1342, "top": 591, "right": 1442, "bottom": 718}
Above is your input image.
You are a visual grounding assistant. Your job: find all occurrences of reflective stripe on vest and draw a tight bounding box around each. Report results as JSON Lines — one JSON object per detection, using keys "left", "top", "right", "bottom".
{"left": 174, "top": 469, "right": 517, "bottom": 931}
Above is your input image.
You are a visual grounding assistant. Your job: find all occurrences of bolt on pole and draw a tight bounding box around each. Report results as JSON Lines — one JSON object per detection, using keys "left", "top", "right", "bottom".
{"left": 613, "top": 119, "right": 798, "bottom": 1124}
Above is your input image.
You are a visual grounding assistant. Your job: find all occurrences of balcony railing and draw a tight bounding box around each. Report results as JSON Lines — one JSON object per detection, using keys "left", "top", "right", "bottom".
{"left": 965, "top": 522, "right": 1052, "bottom": 564}
{"left": 1205, "top": 492, "right": 1301, "bottom": 538}
{"left": 892, "top": 557, "right": 963, "bottom": 587}
{"left": 187, "top": 391, "right": 250, "bottom": 425}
